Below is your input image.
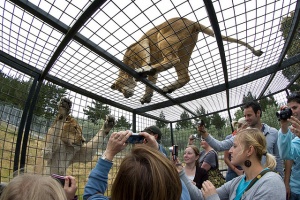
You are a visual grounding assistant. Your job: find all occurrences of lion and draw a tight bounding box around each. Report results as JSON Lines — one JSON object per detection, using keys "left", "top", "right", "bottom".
{"left": 111, "top": 17, "right": 263, "bottom": 104}
{"left": 37, "top": 98, "right": 115, "bottom": 175}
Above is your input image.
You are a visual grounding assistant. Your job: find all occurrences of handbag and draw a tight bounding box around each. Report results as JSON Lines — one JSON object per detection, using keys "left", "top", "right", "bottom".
{"left": 206, "top": 150, "right": 226, "bottom": 188}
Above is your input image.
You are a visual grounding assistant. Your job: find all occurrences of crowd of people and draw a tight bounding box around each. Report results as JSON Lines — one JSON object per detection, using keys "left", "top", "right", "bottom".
{"left": 1, "top": 91, "right": 300, "bottom": 200}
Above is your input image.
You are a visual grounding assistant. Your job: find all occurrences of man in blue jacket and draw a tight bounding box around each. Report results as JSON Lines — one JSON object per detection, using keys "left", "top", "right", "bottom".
{"left": 278, "top": 91, "right": 300, "bottom": 200}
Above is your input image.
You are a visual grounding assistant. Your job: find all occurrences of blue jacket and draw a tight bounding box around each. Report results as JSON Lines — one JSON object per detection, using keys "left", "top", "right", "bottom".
{"left": 278, "top": 129, "right": 300, "bottom": 194}
{"left": 83, "top": 157, "right": 191, "bottom": 200}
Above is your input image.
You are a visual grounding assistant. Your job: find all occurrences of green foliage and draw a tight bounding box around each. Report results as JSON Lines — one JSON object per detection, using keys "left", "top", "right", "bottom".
{"left": 195, "top": 106, "right": 211, "bottom": 129}
{"left": 35, "top": 82, "right": 67, "bottom": 117}
{"left": 259, "top": 94, "right": 278, "bottom": 112}
{"left": 0, "top": 71, "right": 67, "bottom": 117}
{"left": 210, "top": 113, "right": 226, "bottom": 130}
{"left": 83, "top": 100, "right": 110, "bottom": 125}
{"left": 0, "top": 71, "right": 29, "bottom": 108}
{"left": 234, "top": 109, "right": 244, "bottom": 120}
{"left": 280, "top": 11, "right": 300, "bottom": 87}
{"left": 176, "top": 111, "right": 192, "bottom": 130}
{"left": 155, "top": 111, "right": 168, "bottom": 128}
{"left": 242, "top": 91, "right": 256, "bottom": 103}
{"left": 115, "top": 115, "right": 131, "bottom": 129}
{"left": 261, "top": 104, "right": 280, "bottom": 129}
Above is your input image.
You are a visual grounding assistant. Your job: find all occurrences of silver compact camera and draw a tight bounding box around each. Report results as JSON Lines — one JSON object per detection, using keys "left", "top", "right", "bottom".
{"left": 191, "top": 134, "right": 200, "bottom": 140}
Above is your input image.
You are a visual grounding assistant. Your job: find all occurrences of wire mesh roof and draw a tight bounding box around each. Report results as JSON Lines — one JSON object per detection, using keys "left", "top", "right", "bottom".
{"left": 1, "top": 0, "right": 300, "bottom": 122}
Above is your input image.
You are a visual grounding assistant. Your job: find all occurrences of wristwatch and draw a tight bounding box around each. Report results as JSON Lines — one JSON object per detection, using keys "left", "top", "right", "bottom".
{"left": 101, "top": 152, "right": 113, "bottom": 162}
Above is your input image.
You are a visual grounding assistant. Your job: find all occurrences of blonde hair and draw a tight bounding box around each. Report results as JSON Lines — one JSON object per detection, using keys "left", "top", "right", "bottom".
{"left": 111, "top": 145, "right": 181, "bottom": 200}
{"left": 0, "top": 174, "right": 67, "bottom": 200}
{"left": 235, "top": 128, "right": 276, "bottom": 170}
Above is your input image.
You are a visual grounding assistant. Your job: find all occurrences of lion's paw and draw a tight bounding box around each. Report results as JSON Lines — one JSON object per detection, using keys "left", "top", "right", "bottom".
{"left": 162, "top": 86, "right": 175, "bottom": 93}
{"left": 103, "top": 115, "right": 115, "bottom": 133}
{"left": 140, "top": 94, "right": 153, "bottom": 104}
{"left": 136, "top": 66, "right": 157, "bottom": 76}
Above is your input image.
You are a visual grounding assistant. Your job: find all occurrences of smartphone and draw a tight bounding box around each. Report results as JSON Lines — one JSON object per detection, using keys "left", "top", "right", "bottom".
{"left": 171, "top": 145, "right": 178, "bottom": 161}
{"left": 126, "top": 133, "right": 145, "bottom": 144}
{"left": 51, "top": 174, "right": 68, "bottom": 187}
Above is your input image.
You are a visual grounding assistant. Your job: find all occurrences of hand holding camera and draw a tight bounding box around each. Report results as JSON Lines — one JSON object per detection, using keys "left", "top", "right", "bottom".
{"left": 169, "top": 145, "right": 178, "bottom": 161}
{"left": 51, "top": 174, "right": 77, "bottom": 200}
{"left": 276, "top": 107, "right": 292, "bottom": 121}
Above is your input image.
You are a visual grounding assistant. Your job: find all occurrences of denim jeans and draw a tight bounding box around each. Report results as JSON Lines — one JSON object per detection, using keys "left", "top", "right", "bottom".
{"left": 225, "top": 170, "right": 238, "bottom": 182}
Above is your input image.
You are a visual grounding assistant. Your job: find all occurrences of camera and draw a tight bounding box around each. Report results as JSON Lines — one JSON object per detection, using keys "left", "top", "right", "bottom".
{"left": 193, "top": 119, "right": 205, "bottom": 129}
{"left": 51, "top": 174, "right": 70, "bottom": 187}
{"left": 191, "top": 134, "right": 200, "bottom": 140}
{"left": 169, "top": 145, "right": 178, "bottom": 161}
{"left": 276, "top": 108, "right": 292, "bottom": 120}
{"left": 126, "top": 133, "right": 145, "bottom": 144}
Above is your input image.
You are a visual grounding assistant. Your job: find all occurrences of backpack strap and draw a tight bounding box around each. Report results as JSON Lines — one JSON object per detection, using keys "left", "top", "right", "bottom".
{"left": 244, "top": 168, "right": 272, "bottom": 193}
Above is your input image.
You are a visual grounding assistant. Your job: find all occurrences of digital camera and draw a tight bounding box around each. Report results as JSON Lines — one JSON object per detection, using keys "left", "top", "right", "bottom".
{"left": 276, "top": 108, "right": 292, "bottom": 120}
{"left": 169, "top": 145, "right": 178, "bottom": 161}
{"left": 126, "top": 133, "right": 145, "bottom": 144}
{"left": 191, "top": 134, "right": 200, "bottom": 140}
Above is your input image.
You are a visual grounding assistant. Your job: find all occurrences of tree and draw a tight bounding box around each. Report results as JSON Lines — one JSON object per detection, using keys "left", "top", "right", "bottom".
{"left": 280, "top": 11, "right": 300, "bottom": 88}
{"left": 210, "top": 113, "right": 226, "bottom": 130}
{"left": 195, "top": 106, "right": 211, "bottom": 129}
{"left": 175, "top": 111, "right": 192, "bottom": 130}
{"left": 83, "top": 100, "right": 110, "bottom": 125}
{"left": 155, "top": 111, "right": 168, "bottom": 128}
{"left": 259, "top": 93, "right": 278, "bottom": 112}
{"left": 234, "top": 109, "right": 244, "bottom": 121}
{"left": 35, "top": 82, "right": 67, "bottom": 118}
{"left": 0, "top": 72, "right": 67, "bottom": 117}
{"left": 115, "top": 115, "right": 131, "bottom": 129}
{"left": 242, "top": 91, "right": 256, "bottom": 103}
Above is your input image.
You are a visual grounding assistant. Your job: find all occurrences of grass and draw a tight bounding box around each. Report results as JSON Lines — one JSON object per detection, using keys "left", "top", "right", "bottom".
{"left": 0, "top": 121, "right": 227, "bottom": 199}
{"left": 0, "top": 121, "right": 124, "bottom": 199}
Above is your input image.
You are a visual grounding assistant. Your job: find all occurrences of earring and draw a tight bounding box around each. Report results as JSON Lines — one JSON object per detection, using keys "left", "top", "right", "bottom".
{"left": 244, "top": 160, "right": 252, "bottom": 167}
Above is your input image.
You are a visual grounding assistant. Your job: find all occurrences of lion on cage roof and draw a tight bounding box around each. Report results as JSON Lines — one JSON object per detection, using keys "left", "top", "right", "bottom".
{"left": 36, "top": 97, "right": 115, "bottom": 175}
{"left": 111, "top": 17, "right": 263, "bottom": 104}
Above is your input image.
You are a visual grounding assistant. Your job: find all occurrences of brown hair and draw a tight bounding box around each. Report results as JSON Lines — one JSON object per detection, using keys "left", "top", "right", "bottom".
{"left": 186, "top": 145, "right": 200, "bottom": 164}
{"left": 235, "top": 128, "right": 276, "bottom": 170}
{"left": 0, "top": 174, "right": 67, "bottom": 200}
{"left": 111, "top": 145, "right": 182, "bottom": 200}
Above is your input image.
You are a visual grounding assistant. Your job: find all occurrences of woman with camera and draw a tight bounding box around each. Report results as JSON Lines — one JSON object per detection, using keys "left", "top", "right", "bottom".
{"left": 179, "top": 128, "right": 285, "bottom": 200}
{"left": 183, "top": 145, "right": 208, "bottom": 189}
{"left": 83, "top": 130, "right": 191, "bottom": 200}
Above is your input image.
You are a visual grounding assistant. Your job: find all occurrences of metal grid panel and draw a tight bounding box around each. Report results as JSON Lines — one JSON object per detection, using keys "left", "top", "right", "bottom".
{"left": 182, "top": 91, "right": 228, "bottom": 115}
{"left": 0, "top": 1, "right": 65, "bottom": 71}
{"left": 1, "top": 0, "right": 298, "bottom": 122}
{"left": 144, "top": 105, "right": 186, "bottom": 122}
{"left": 229, "top": 76, "right": 271, "bottom": 107}
{"left": 263, "top": 68, "right": 296, "bottom": 95}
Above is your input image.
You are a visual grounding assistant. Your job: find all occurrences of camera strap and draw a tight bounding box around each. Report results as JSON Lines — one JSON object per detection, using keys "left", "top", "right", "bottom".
{"left": 244, "top": 168, "right": 272, "bottom": 193}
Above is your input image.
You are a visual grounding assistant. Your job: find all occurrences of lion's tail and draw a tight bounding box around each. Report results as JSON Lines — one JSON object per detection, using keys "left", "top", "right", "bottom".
{"left": 194, "top": 22, "right": 263, "bottom": 57}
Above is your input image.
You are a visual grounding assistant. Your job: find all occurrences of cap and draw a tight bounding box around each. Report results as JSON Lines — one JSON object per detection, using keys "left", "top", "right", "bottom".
{"left": 232, "top": 117, "right": 246, "bottom": 129}
{"left": 143, "top": 125, "right": 162, "bottom": 141}
{"left": 238, "top": 117, "right": 246, "bottom": 124}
